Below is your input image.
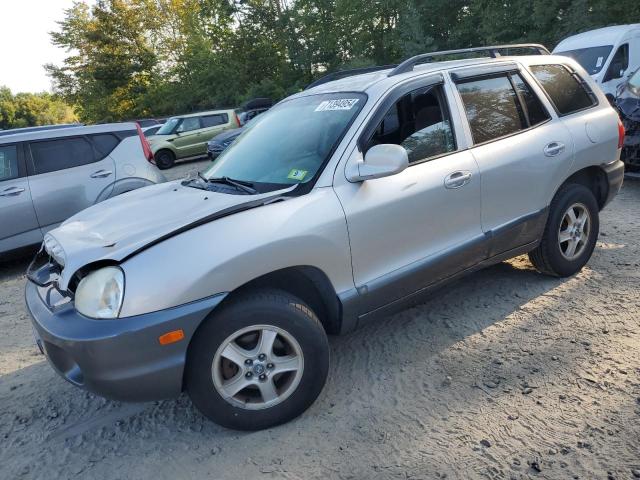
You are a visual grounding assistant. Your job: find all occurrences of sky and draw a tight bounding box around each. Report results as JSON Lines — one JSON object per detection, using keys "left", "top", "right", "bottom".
{"left": 0, "top": 0, "right": 90, "bottom": 94}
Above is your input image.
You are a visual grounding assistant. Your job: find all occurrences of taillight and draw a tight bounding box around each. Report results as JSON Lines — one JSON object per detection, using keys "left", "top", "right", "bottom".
{"left": 234, "top": 113, "right": 241, "bottom": 127}
{"left": 617, "top": 118, "right": 625, "bottom": 149}
{"left": 136, "top": 123, "right": 155, "bottom": 162}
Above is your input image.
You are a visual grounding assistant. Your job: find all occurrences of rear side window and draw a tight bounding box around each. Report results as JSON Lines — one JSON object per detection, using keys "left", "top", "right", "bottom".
{"left": 529, "top": 64, "right": 596, "bottom": 115}
{"left": 201, "top": 114, "right": 228, "bottom": 128}
{"left": 457, "top": 75, "right": 525, "bottom": 144}
{"left": 0, "top": 144, "right": 19, "bottom": 181}
{"left": 511, "top": 74, "right": 550, "bottom": 126}
{"left": 90, "top": 134, "right": 120, "bottom": 158}
{"left": 29, "top": 137, "right": 96, "bottom": 174}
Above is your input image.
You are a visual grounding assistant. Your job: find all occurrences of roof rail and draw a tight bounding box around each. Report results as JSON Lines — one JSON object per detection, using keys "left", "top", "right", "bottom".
{"left": 305, "top": 65, "right": 397, "bottom": 90}
{"left": 388, "top": 44, "right": 550, "bottom": 77}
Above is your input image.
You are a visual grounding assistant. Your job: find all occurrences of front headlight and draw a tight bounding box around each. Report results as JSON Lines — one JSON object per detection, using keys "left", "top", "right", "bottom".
{"left": 75, "top": 266, "right": 124, "bottom": 319}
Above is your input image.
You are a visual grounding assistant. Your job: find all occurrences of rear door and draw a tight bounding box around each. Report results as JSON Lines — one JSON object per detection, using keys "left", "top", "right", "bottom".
{"left": 27, "top": 136, "right": 115, "bottom": 232}
{"left": 0, "top": 143, "right": 41, "bottom": 252}
{"left": 451, "top": 65, "right": 574, "bottom": 256}
{"left": 200, "top": 113, "right": 230, "bottom": 146}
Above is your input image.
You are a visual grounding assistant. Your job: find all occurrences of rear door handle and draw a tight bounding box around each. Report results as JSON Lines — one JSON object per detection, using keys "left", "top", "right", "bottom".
{"left": 544, "top": 142, "right": 565, "bottom": 157}
{"left": 0, "top": 186, "right": 25, "bottom": 197}
{"left": 444, "top": 171, "right": 472, "bottom": 189}
{"left": 90, "top": 169, "right": 113, "bottom": 178}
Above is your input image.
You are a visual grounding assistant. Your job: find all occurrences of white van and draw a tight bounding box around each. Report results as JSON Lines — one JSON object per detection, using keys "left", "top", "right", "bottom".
{"left": 553, "top": 24, "right": 640, "bottom": 99}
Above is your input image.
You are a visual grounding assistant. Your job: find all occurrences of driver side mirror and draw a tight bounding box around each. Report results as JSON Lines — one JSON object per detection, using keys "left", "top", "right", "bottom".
{"left": 346, "top": 144, "right": 409, "bottom": 182}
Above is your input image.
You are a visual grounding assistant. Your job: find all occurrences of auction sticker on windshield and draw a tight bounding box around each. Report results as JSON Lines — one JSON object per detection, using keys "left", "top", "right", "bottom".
{"left": 287, "top": 169, "right": 308, "bottom": 181}
{"left": 315, "top": 99, "right": 359, "bottom": 112}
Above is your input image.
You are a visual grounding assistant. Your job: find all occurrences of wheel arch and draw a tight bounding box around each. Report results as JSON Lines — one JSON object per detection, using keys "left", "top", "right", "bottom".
{"left": 558, "top": 166, "right": 609, "bottom": 210}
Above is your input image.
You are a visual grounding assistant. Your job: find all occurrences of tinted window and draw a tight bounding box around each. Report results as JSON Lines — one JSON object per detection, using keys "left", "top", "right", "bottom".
{"left": 30, "top": 137, "right": 96, "bottom": 174}
{"left": 530, "top": 64, "right": 595, "bottom": 115}
{"left": 555, "top": 45, "right": 613, "bottom": 75}
{"left": 457, "top": 75, "right": 525, "bottom": 144}
{"left": 90, "top": 134, "right": 120, "bottom": 158}
{"left": 367, "top": 85, "right": 456, "bottom": 163}
{"left": 143, "top": 126, "right": 161, "bottom": 137}
{"left": 604, "top": 44, "right": 629, "bottom": 81}
{"left": 511, "top": 74, "right": 550, "bottom": 126}
{"left": 201, "top": 114, "right": 228, "bottom": 128}
{"left": 177, "top": 117, "right": 201, "bottom": 133}
{"left": 0, "top": 145, "right": 19, "bottom": 181}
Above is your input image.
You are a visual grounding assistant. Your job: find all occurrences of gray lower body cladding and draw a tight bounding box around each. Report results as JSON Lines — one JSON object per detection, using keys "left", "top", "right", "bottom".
{"left": 25, "top": 281, "right": 226, "bottom": 402}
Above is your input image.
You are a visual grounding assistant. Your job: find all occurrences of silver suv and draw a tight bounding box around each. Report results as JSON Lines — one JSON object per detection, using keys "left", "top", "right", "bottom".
{"left": 25, "top": 45, "right": 624, "bottom": 431}
{"left": 1, "top": 123, "right": 165, "bottom": 254}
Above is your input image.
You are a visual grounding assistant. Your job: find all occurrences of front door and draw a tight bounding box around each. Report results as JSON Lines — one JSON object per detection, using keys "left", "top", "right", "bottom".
{"left": 173, "top": 117, "right": 204, "bottom": 158}
{"left": 333, "top": 78, "right": 483, "bottom": 312}
{"left": 0, "top": 143, "right": 41, "bottom": 252}
{"left": 27, "top": 136, "right": 115, "bottom": 232}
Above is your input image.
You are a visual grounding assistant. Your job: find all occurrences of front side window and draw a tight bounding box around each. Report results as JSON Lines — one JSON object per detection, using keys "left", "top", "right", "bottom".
{"left": 366, "top": 84, "right": 456, "bottom": 163}
{"left": 457, "top": 75, "right": 525, "bottom": 144}
{"left": 530, "top": 64, "right": 595, "bottom": 115}
{"left": 603, "top": 44, "right": 629, "bottom": 82}
{"left": 204, "top": 93, "right": 366, "bottom": 187}
{"left": 30, "top": 137, "right": 96, "bottom": 175}
{"left": 177, "top": 117, "right": 201, "bottom": 133}
{"left": 201, "top": 114, "right": 228, "bottom": 128}
{"left": 0, "top": 144, "right": 19, "bottom": 181}
{"left": 555, "top": 45, "right": 613, "bottom": 75}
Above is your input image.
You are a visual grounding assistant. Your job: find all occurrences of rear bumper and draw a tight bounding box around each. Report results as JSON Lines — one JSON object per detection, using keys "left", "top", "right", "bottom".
{"left": 602, "top": 159, "right": 625, "bottom": 208}
{"left": 25, "top": 280, "right": 226, "bottom": 402}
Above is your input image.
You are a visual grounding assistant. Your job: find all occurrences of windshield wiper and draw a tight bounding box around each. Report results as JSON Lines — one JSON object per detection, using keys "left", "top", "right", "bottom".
{"left": 206, "top": 176, "right": 257, "bottom": 194}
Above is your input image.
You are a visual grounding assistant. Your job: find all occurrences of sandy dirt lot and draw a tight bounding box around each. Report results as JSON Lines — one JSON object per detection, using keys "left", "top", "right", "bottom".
{"left": 1, "top": 168, "right": 638, "bottom": 480}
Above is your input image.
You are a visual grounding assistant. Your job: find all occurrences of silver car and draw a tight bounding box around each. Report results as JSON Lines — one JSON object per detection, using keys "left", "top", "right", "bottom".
{"left": 26, "top": 45, "right": 624, "bottom": 430}
{"left": 0, "top": 123, "right": 165, "bottom": 254}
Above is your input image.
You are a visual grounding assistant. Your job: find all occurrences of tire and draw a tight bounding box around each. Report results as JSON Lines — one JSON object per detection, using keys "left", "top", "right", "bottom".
{"left": 154, "top": 149, "right": 175, "bottom": 169}
{"left": 186, "top": 289, "right": 330, "bottom": 430}
{"left": 528, "top": 183, "right": 599, "bottom": 277}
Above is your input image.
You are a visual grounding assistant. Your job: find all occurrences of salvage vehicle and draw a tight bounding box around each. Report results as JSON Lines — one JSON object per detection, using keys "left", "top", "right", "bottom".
{"left": 615, "top": 67, "right": 640, "bottom": 171}
{"left": 26, "top": 45, "right": 624, "bottom": 431}
{"left": 147, "top": 110, "right": 239, "bottom": 169}
{"left": 0, "top": 123, "right": 164, "bottom": 255}
{"left": 553, "top": 24, "right": 640, "bottom": 99}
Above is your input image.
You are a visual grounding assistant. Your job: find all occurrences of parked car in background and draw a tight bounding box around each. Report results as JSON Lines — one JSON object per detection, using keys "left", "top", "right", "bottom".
{"left": 26, "top": 45, "right": 624, "bottom": 431}
{"left": 147, "top": 110, "right": 239, "bottom": 169}
{"left": 142, "top": 125, "right": 161, "bottom": 137}
{"left": 207, "top": 126, "right": 244, "bottom": 159}
{"left": 553, "top": 24, "right": 640, "bottom": 99}
{"left": 135, "top": 119, "right": 161, "bottom": 128}
{"left": 0, "top": 123, "right": 165, "bottom": 255}
{"left": 237, "top": 98, "right": 273, "bottom": 126}
{"left": 616, "top": 66, "right": 640, "bottom": 170}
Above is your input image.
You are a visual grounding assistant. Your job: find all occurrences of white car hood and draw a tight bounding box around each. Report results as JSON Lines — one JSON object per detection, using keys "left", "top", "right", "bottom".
{"left": 47, "top": 180, "right": 292, "bottom": 290}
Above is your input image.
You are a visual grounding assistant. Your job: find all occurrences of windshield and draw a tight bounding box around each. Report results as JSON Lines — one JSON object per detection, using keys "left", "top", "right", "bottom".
{"left": 203, "top": 93, "right": 366, "bottom": 188}
{"left": 156, "top": 117, "right": 180, "bottom": 135}
{"left": 555, "top": 45, "right": 613, "bottom": 75}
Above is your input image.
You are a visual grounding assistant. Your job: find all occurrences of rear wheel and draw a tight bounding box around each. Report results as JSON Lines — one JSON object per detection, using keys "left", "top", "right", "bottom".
{"left": 154, "top": 149, "right": 175, "bottom": 169}
{"left": 186, "top": 290, "right": 329, "bottom": 430}
{"left": 528, "top": 183, "right": 599, "bottom": 277}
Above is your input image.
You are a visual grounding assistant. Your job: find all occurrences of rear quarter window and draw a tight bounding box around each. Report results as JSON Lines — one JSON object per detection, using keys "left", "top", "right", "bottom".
{"left": 529, "top": 64, "right": 596, "bottom": 115}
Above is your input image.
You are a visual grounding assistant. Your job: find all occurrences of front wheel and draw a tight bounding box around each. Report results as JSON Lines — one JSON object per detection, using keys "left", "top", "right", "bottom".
{"left": 528, "top": 183, "right": 599, "bottom": 277}
{"left": 186, "top": 290, "right": 329, "bottom": 430}
{"left": 154, "top": 149, "right": 175, "bottom": 169}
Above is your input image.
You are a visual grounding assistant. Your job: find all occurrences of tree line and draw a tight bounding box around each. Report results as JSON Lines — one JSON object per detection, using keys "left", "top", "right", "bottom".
{"left": 12, "top": 0, "right": 640, "bottom": 125}
{"left": 0, "top": 87, "right": 77, "bottom": 130}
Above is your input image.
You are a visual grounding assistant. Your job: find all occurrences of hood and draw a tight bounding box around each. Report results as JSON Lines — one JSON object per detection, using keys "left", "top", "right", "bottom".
{"left": 209, "top": 128, "right": 244, "bottom": 144}
{"left": 47, "top": 180, "right": 291, "bottom": 290}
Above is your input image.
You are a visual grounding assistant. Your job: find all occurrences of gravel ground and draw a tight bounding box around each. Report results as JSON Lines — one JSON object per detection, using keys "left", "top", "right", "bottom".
{"left": 0, "top": 174, "right": 639, "bottom": 480}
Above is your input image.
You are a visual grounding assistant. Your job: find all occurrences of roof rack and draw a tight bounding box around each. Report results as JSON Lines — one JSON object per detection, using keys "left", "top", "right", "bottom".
{"left": 305, "top": 65, "right": 397, "bottom": 90}
{"left": 388, "top": 44, "right": 550, "bottom": 77}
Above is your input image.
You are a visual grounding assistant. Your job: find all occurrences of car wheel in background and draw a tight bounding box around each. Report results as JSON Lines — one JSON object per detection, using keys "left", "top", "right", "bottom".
{"left": 529, "top": 183, "right": 600, "bottom": 277}
{"left": 186, "top": 289, "right": 330, "bottom": 430}
{"left": 154, "top": 149, "right": 175, "bottom": 169}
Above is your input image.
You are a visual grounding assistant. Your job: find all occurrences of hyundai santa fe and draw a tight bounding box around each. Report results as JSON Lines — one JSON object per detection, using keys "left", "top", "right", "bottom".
{"left": 25, "top": 45, "right": 624, "bottom": 430}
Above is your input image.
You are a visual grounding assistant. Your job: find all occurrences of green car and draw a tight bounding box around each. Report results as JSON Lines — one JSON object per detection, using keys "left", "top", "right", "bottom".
{"left": 148, "top": 109, "right": 239, "bottom": 169}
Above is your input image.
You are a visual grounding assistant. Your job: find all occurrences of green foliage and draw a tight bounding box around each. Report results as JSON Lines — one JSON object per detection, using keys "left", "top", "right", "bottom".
{"left": 46, "top": 0, "right": 640, "bottom": 123}
{"left": 0, "top": 87, "right": 77, "bottom": 130}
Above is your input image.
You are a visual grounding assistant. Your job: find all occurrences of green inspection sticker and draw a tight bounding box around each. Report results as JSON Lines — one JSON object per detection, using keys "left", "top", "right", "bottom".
{"left": 287, "top": 169, "right": 308, "bottom": 181}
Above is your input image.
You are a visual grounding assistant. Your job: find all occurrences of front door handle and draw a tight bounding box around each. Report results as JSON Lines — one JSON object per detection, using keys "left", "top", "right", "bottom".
{"left": 90, "top": 169, "right": 113, "bottom": 178}
{"left": 0, "top": 186, "right": 25, "bottom": 197}
{"left": 444, "top": 171, "right": 472, "bottom": 189}
{"left": 544, "top": 142, "right": 565, "bottom": 157}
